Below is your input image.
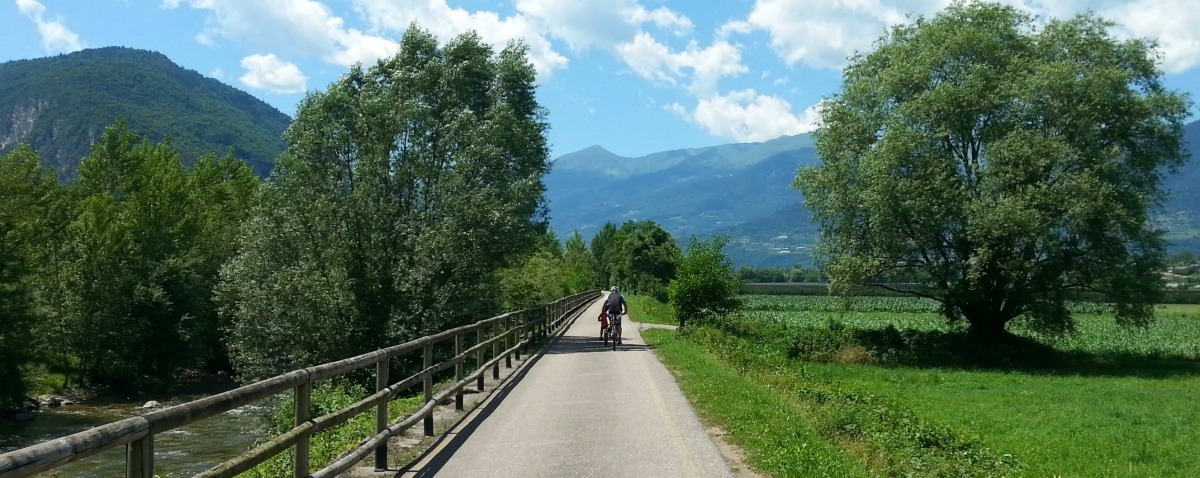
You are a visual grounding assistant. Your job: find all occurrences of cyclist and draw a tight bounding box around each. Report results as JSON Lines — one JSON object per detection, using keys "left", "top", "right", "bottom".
{"left": 603, "top": 286, "right": 626, "bottom": 343}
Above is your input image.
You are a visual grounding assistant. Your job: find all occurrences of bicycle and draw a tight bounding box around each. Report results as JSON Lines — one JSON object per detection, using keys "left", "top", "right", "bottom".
{"left": 604, "top": 312, "right": 623, "bottom": 350}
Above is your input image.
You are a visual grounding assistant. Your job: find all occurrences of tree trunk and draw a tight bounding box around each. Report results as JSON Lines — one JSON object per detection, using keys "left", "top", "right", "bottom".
{"left": 965, "top": 312, "right": 1010, "bottom": 341}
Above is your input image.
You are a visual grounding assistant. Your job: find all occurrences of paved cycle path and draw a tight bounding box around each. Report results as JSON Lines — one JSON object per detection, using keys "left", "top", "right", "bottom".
{"left": 404, "top": 296, "right": 733, "bottom": 477}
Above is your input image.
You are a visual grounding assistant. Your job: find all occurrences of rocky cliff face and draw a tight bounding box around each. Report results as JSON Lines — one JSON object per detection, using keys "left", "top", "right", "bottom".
{"left": 1, "top": 99, "right": 49, "bottom": 151}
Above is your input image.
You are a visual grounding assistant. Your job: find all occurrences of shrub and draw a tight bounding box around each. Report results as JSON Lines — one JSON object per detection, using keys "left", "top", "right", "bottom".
{"left": 668, "top": 236, "right": 742, "bottom": 328}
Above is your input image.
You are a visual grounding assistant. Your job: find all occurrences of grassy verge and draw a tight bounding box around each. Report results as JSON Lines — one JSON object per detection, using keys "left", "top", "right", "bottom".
{"left": 646, "top": 321, "right": 1021, "bottom": 477}
{"left": 802, "top": 360, "right": 1200, "bottom": 476}
{"left": 628, "top": 294, "right": 676, "bottom": 326}
{"left": 641, "top": 329, "right": 869, "bottom": 477}
{"left": 664, "top": 295, "right": 1200, "bottom": 476}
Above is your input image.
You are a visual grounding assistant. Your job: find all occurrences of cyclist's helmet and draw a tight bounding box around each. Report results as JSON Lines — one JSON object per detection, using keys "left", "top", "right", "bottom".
{"left": 610, "top": 286, "right": 619, "bottom": 292}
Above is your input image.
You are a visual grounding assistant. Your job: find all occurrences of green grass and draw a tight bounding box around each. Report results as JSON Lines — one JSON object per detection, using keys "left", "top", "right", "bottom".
{"left": 803, "top": 362, "right": 1200, "bottom": 476}
{"left": 1155, "top": 303, "right": 1200, "bottom": 315}
{"left": 650, "top": 295, "right": 1200, "bottom": 476}
{"left": 642, "top": 329, "right": 870, "bottom": 477}
{"left": 627, "top": 294, "right": 677, "bottom": 326}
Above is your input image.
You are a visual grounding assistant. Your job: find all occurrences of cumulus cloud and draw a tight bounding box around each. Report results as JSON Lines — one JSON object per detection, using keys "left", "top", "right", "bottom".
{"left": 350, "top": 0, "right": 567, "bottom": 77}
{"left": 1102, "top": 0, "right": 1200, "bottom": 73}
{"left": 616, "top": 33, "right": 747, "bottom": 96}
{"left": 515, "top": 0, "right": 692, "bottom": 51}
{"left": 723, "top": 0, "right": 949, "bottom": 70}
{"left": 239, "top": 54, "right": 308, "bottom": 94}
{"left": 166, "top": 0, "right": 399, "bottom": 67}
{"left": 727, "top": 0, "right": 1200, "bottom": 73}
{"left": 16, "top": 0, "right": 84, "bottom": 54}
{"left": 683, "top": 90, "right": 816, "bottom": 142}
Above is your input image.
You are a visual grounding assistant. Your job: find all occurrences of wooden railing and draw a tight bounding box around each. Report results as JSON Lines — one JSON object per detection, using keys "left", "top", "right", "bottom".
{"left": 0, "top": 290, "right": 600, "bottom": 478}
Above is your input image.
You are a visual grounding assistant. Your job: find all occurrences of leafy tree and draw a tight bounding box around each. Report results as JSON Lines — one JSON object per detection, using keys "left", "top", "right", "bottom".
{"left": 796, "top": 2, "right": 1191, "bottom": 338}
{"left": 669, "top": 236, "right": 742, "bottom": 328}
{"left": 561, "top": 231, "right": 596, "bottom": 293}
{"left": 611, "top": 220, "right": 681, "bottom": 302}
{"left": 0, "top": 145, "right": 59, "bottom": 407}
{"left": 182, "top": 151, "right": 259, "bottom": 370}
{"left": 47, "top": 121, "right": 195, "bottom": 385}
{"left": 220, "top": 26, "right": 550, "bottom": 379}
{"left": 39, "top": 121, "right": 257, "bottom": 387}
{"left": 590, "top": 222, "right": 620, "bottom": 287}
{"left": 500, "top": 236, "right": 567, "bottom": 311}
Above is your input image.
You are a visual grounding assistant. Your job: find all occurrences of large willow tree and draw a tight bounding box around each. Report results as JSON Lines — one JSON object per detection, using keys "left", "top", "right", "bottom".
{"left": 796, "top": 2, "right": 1190, "bottom": 339}
{"left": 220, "top": 27, "right": 550, "bottom": 379}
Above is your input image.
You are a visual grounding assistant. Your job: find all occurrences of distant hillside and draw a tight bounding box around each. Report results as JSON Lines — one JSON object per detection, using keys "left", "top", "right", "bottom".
{"left": 0, "top": 47, "right": 289, "bottom": 178}
{"left": 546, "top": 134, "right": 814, "bottom": 238}
{"left": 546, "top": 120, "right": 1200, "bottom": 268}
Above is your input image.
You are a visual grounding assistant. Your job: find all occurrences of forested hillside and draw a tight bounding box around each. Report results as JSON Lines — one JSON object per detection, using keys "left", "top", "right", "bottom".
{"left": 0, "top": 47, "right": 289, "bottom": 179}
{"left": 545, "top": 120, "right": 1200, "bottom": 267}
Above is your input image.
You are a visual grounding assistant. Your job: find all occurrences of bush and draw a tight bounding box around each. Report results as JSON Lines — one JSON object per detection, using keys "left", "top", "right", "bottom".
{"left": 668, "top": 236, "right": 742, "bottom": 328}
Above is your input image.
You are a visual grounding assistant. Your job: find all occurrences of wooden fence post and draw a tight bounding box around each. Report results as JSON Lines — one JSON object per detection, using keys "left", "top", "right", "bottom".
{"left": 492, "top": 321, "right": 500, "bottom": 380}
{"left": 423, "top": 344, "right": 434, "bottom": 437}
{"left": 505, "top": 316, "right": 513, "bottom": 369}
{"left": 455, "top": 334, "right": 464, "bottom": 411}
{"left": 294, "top": 380, "right": 312, "bottom": 478}
{"left": 374, "top": 358, "right": 389, "bottom": 471}
{"left": 126, "top": 434, "right": 152, "bottom": 478}
{"left": 476, "top": 326, "right": 485, "bottom": 392}
{"left": 514, "top": 313, "right": 522, "bottom": 361}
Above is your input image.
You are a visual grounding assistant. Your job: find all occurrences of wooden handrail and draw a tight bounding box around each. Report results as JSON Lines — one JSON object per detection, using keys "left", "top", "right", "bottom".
{"left": 0, "top": 290, "right": 600, "bottom": 478}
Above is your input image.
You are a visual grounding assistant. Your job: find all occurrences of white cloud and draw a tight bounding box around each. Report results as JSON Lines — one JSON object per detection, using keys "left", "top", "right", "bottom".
{"left": 515, "top": 0, "right": 691, "bottom": 51}
{"left": 350, "top": 0, "right": 568, "bottom": 78}
{"left": 616, "top": 33, "right": 747, "bottom": 96}
{"left": 725, "top": 0, "right": 949, "bottom": 70}
{"left": 685, "top": 90, "right": 816, "bottom": 142}
{"left": 624, "top": 5, "right": 693, "bottom": 35}
{"left": 664, "top": 102, "right": 688, "bottom": 120}
{"left": 728, "top": 0, "right": 1200, "bottom": 74}
{"left": 1102, "top": 0, "right": 1200, "bottom": 74}
{"left": 16, "top": 0, "right": 84, "bottom": 54}
{"left": 167, "top": 0, "right": 399, "bottom": 68}
{"left": 239, "top": 54, "right": 308, "bottom": 94}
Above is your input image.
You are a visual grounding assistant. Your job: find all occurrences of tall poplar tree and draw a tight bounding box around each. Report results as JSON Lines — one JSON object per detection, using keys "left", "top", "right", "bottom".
{"left": 220, "top": 26, "right": 551, "bottom": 379}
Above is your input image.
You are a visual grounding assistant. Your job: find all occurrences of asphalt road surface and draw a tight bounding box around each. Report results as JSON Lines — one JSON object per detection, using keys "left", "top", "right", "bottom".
{"left": 408, "top": 296, "right": 733, "bottom": 477}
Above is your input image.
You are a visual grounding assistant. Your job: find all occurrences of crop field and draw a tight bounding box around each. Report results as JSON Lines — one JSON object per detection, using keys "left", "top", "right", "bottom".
{"left": 648, "top": 295, "right": 1200, "bottom": 476}
{"left": 742, "top": 295, "right": 1200, "bottom": 358}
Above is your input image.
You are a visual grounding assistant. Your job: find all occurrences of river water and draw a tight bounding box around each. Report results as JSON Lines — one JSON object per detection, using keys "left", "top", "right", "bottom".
{"left": 0, "top": 392, "right": 271, "bottom": 477}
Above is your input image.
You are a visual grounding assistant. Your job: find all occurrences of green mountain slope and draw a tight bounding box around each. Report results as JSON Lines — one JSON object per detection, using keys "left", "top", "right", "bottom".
{"left": 547, "top": 120, "right": 1200, "bottom": 268}
{"left": 0, "top": 47, "right": 289, "bottom": 178}
{"left": 546, "top": 134, "right": 814, "bottom": 238}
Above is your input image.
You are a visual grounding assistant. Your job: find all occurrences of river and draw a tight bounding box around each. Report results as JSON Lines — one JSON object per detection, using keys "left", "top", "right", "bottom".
{"left": 0, "top": 391, "right": 271, "bottom": 477}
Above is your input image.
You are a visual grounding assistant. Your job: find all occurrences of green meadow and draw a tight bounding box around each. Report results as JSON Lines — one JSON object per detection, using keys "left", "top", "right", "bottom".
{"left": 637, "top": 295, "right": 1200, "bottom": 477}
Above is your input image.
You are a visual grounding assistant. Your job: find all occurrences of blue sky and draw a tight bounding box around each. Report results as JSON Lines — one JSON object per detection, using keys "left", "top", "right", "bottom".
{"left": 4, "top": 0, "right": 1200, "bottom": 160}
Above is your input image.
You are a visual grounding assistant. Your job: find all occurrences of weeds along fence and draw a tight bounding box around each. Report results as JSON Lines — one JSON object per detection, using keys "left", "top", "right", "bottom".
{"left": 0, "top": 289, "right": 600, "bottom": 478}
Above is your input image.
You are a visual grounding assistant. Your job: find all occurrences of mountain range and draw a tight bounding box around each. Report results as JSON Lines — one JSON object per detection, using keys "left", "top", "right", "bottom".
{"left": 0, "top": 47, "right": 288, "bottom": 179}
{"left": 546, "top": 121, "right": 1200, "bottom": 267}
{"left": 4, "top": 47, "right": 1198, "bottom": 268}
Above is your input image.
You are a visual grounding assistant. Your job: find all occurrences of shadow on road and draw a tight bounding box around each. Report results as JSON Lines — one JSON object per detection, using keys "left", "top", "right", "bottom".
{"left": 399, "top": 340, "right": 544, "bottom": 477}
{"left": 541, "top": 335, "right": 653, "bottom": 355}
